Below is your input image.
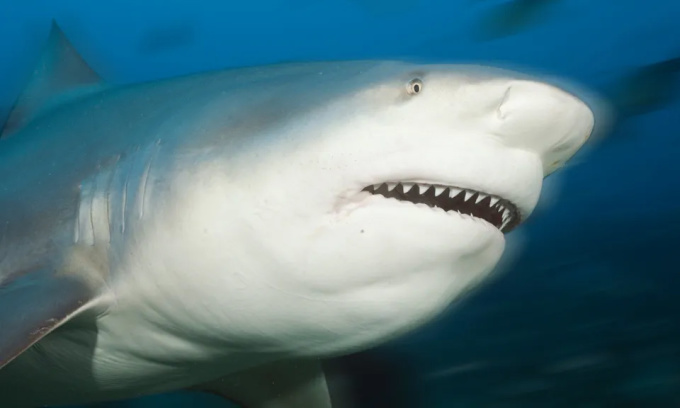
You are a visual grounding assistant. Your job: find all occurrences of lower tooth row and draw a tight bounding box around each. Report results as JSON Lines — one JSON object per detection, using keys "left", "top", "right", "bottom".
{"left": 378, "top": 192, "right": 514, "bottom": 230}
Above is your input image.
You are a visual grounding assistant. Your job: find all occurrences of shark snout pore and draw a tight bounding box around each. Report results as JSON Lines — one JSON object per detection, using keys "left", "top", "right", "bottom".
{"left": 492, "top": 80, "right": 595, "bottom": 176}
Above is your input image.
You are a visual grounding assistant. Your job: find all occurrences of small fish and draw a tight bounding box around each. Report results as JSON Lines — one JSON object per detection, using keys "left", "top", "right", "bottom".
{"left": 611, "top": 56, "right": 680, "bottom": 117}
{"left": 138, "top": 23, "right": 196, "bottom": 55}
{"left": 476, "top": 0, "right": 560, "bottom": 40}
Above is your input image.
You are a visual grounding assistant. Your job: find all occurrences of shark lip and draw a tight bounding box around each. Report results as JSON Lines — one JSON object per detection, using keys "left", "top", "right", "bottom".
{"left": 361, "top": 182, "right": 521, "bottom": 233}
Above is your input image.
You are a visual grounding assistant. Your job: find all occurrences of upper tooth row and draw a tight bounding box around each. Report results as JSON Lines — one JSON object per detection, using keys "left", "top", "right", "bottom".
{"left": 373, "top": 182, "right": 501, "bottom": 207}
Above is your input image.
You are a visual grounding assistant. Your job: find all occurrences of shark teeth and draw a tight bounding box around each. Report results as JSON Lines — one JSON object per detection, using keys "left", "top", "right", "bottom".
{"left": 361, "top": 182, "right": 520, "bottom": 233}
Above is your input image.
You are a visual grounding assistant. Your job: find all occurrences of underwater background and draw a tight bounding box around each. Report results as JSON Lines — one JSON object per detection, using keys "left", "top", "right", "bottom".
{"left": 1, "top": 0, "right": 680, "bottom": 406}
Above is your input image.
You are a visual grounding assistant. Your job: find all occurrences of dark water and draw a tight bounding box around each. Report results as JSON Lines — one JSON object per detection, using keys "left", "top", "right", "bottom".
{"left": 2, "top": 0, "right": 680, "bottom": 406}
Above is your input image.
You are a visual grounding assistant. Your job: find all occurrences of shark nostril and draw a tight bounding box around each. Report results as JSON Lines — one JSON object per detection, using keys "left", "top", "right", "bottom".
{"left": 496, "top": 85, "right": 513, "bottom": 120}
{"left": 489, "top": 79, "right": 595, "bottom": 163}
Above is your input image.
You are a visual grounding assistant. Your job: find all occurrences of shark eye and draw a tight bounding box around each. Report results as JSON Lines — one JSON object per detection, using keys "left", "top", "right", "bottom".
{"left": 407, "top": 78, "right": 423, "bottom": 95}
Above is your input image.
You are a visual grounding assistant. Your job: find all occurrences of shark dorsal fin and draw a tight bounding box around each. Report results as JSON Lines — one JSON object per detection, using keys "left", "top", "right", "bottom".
{"left": 0, "top": 21, "right": 103, "bottom": 138}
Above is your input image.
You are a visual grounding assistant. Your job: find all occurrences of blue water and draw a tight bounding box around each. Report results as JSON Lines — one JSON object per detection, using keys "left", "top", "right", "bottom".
{"left": 2, "top": 0, "right": 680, "bottom": 406}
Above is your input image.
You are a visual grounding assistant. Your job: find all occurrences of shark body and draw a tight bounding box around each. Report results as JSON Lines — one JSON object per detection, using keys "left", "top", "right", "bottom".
{"left": 0, "top": 24, "right": 601, "bottom": 407}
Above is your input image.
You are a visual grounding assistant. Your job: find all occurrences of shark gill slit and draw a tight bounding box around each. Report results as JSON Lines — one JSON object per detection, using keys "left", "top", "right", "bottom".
{"left": 105, "top": 156, "right": 121, "bottom": 239}
{"left": 121, "top": 180, "right": 128, "bottom": 235}
{"left": 75, "top": 180, "right": 94, "bottom": 245}
{"left": 137, "top": 141, "right": 161, "bottom": 220}
{"left": 89, "top": 187, "right": 96, "bottom": 244}
{"left": 90, "top": 171, "right": 101, "bottom": 244}
{"left": 138, "top": 163, "right": 151, "bottom": 220}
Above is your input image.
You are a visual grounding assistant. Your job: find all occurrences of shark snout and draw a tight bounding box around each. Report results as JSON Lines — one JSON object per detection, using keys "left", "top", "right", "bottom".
{"left": 493, "top": 80, "right": 595, "bottom": 175}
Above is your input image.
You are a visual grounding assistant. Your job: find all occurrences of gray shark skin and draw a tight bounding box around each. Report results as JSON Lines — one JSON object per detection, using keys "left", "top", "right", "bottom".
{"left": 0, "top": 23, "right": 602, "bottom": 408}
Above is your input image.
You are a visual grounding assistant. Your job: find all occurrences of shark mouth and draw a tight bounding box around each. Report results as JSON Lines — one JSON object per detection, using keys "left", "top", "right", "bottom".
{"left": 362, "top": 182, "right": 521, "bottom": 233}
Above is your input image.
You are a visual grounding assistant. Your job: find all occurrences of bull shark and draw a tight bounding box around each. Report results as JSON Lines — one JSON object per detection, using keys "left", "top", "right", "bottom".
{"left": 0, "top": 23, "right": 601, "bottom": 408}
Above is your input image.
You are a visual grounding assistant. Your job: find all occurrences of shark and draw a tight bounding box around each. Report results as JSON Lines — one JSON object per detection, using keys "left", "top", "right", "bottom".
{"left": 0, "top": 23, "right": 602, "bottom": 408}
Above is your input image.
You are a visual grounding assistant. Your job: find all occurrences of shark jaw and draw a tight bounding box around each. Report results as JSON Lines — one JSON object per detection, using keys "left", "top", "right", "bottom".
{"left": 361, "top": 181, "right": 521, "bottom": 233}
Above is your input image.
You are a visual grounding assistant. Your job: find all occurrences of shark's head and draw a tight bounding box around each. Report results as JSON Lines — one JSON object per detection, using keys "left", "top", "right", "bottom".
{"left": 151, "top": 61, "right": 597, "bottom": 357}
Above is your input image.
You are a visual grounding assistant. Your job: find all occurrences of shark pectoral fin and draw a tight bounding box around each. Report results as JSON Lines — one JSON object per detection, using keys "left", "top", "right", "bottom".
{"left": 193, "top": 359, "right": 333, "bottom": 408}
{"left": 0, "top": 269, "right": 100, "bottom": 369}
